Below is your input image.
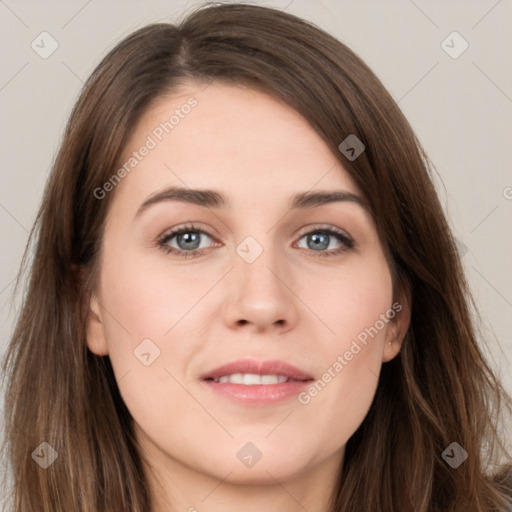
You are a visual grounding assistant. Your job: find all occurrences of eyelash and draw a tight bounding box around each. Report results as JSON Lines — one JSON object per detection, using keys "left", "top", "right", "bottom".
{"left": 156, "top": 223, "right": 355, "bottom": 259}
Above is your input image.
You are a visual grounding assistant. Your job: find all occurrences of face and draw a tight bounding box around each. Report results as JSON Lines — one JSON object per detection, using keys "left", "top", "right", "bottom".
{"left": 86, "top": 81, "right": 410, "bottom": 490}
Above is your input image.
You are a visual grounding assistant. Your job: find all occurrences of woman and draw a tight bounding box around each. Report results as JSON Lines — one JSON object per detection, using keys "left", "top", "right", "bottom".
{"left": 1, "top": 3, "right": 511, "bottom": 511}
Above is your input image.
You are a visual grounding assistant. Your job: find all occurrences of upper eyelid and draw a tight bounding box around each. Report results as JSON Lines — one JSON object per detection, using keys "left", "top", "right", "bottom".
{"left": 159, "top": 223, "right": 211, "bottom": 239}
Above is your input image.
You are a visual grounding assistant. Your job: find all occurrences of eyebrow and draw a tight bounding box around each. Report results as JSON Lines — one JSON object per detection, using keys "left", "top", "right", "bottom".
{"left": 134, "top": 186, "right": 368, "bottom": 218}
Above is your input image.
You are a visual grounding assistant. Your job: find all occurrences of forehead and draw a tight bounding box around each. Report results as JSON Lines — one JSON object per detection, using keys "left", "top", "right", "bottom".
{"left": 113, "top": 81, "right": 363, "bottom": 211}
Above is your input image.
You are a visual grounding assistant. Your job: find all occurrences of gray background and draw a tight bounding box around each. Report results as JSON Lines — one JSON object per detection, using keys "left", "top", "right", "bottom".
{"left": 1, "top": 0, "right": 511, "bottom": 464}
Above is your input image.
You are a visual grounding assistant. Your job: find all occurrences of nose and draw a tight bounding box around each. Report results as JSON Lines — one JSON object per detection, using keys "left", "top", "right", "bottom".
{"left": 222, "top": 246, "right": 299, "bottom": 334}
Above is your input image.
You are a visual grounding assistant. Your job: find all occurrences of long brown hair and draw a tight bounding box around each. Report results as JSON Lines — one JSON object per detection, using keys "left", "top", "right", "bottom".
{"left": 1, "top": 3, "right": 511, "bottom": 511}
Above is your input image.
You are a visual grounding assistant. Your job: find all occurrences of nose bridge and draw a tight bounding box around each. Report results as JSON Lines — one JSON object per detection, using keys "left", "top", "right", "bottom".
{"left": 234, "top": 232, "right": 287, "bottom": 295}
{"left": 223, "top": 231, "right": 298, "bottom": 331}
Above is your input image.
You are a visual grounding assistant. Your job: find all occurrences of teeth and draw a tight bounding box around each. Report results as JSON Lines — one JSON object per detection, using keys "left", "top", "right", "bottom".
{"left": 212, "top": 373, "right": 289, "bottom": 385}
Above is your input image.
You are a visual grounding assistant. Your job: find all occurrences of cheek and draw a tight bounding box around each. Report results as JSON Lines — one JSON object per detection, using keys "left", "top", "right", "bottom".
{"left": 100, "top": 251, "right": 212, "bottom": 340}
{"left": 300, "top": 260, "right": 392, "bottom": 425}
{"left": 97, "top": 255, "right": 204, "bottom": 429}
{"left": 316, "top": 257, "right": 394, "bottom": 347}
{"left": 97, "top": 249, "right": 222, "bottom": 398}
{"left": 303, "top": 351, "right": 381, "bottom": 450}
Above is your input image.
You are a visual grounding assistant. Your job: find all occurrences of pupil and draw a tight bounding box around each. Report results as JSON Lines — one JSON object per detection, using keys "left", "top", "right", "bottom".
{"left": 179, "top": 232, "right": 200, "bottom": 250}
{"left": 310, "top": 233, "right": 328, "bottom": 250}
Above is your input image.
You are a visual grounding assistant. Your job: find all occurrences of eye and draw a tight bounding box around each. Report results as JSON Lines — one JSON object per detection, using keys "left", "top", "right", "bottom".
{"left": 157, "top": 223, "right": 355, "bottom": 259}
{"left": 295, "top": 226, "right": 355, "bottom": 257}
{"left": 157, "top": 224, "right": 217, "bottom": 259}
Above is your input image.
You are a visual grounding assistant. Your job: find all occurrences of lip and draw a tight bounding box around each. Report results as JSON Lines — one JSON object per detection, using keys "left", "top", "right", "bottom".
{"left": 200, "top": 359, "right": 313, "bottom": 381}
{"left": 200, "top": 359, "right": 314, "bottom": 406}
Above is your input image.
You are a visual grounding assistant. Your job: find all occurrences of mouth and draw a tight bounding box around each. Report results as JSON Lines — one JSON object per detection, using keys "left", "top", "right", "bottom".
{"left": 204, "top": 374, "right": 305, "bottom": 385}
{"left": 200, "top": 359, "right": 314, "bottom": 405}
{"left": 200, "top": 358, "right": 313, "bottom": 382}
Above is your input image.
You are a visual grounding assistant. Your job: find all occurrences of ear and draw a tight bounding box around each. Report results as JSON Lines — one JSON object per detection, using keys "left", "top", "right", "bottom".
{"left": 382, "top": 289, "right": 411, "bottom": 363}
{"left": 86, "top": 293, "right": 109, "bottom": 356}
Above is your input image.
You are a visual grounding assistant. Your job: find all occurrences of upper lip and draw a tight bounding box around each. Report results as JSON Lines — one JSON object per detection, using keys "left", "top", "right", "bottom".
{"left": 200, "top": 359, "right": 314, "bottom": 381}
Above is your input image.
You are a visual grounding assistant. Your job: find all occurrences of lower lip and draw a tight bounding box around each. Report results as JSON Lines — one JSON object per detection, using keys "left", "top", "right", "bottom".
{"left": 202, "top": 379, "right": 313, "bottom": 405}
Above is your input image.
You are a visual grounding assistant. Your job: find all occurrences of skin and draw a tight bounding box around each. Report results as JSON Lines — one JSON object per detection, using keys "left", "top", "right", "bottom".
{"left": 86, "top": 81, "right": 410, "bottom": 512}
